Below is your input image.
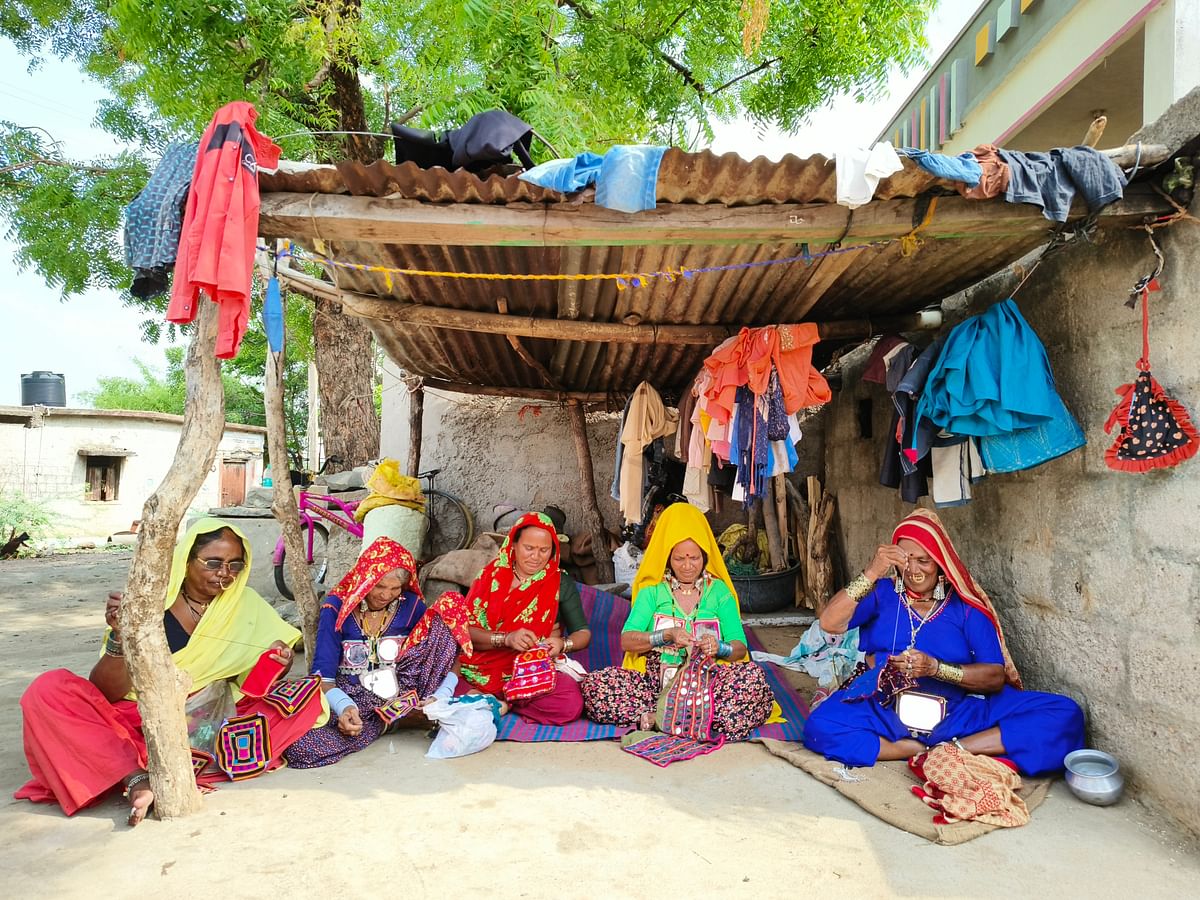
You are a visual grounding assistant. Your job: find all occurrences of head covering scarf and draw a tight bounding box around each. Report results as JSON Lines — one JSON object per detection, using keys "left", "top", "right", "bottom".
{"left": 328, "top": 537, "right": 423, "bottom": 631}
{"left": 892, "top": 509, "right": 1022, "bottom": 688}
{"left": 459, "top": 512, "right": 562, "bottom": 695}
{"left": 401, "top": 591, "right": 473, "bottom": 658}
{"left": 105, "top": 517, "right": 302, "bottom": 699}
{"left": 632, "top": 502, "right": 737, "bottom": 603}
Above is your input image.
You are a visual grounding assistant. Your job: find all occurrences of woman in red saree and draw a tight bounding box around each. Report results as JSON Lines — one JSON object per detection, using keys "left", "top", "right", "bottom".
{"left": 459, "top": 512, "right": 591, "bottom": 725}
{"left": 15, "top": 518, "right": 325, "bottom": 825}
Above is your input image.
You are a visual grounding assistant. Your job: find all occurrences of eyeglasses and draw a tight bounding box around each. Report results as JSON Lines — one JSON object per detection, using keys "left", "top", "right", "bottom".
{"left": 196, "top": 558, "right": 246, "bottom": 573}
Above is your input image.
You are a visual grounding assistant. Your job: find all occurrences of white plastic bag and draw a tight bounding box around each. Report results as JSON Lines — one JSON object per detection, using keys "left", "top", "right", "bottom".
{"left": 423, "top": 697, "right": 498, "bottom": 759}
{"left": 611, "top": 541, "right": 644, "bottom": 589}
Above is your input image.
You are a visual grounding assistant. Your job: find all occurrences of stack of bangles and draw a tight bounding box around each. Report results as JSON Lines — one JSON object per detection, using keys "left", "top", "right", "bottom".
{"left": 490, "top": 631, "right": 507, "bottom": 648}
{"left": 844, "top": 572, "right": 873, "bottom": 602}
{"left": 104, "top": 633, "right": 124, "bottom": 658}
{"left": 935, "top": 660, "right": 965, "bottom": 683}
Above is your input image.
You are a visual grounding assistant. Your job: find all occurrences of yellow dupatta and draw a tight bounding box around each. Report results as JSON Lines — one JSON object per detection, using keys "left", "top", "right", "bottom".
{"left": 106, "top": 518, "right": 302, "bottom": 701}
{"left": 623, "top": 502, "right": 783, "bottom": 723}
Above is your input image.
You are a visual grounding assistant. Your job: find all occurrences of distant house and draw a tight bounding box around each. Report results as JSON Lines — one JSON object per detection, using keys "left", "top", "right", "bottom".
{"left": 877, "top": 0, "right": 1199, "bottom": 152}
{"left": 0, "top": 405, "right": 265, "bottom": 539}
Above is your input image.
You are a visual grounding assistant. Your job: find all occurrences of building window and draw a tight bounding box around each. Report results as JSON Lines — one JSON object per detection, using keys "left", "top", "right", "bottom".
{"left": 85, "top": 456, "right": 122, "bottom": 502}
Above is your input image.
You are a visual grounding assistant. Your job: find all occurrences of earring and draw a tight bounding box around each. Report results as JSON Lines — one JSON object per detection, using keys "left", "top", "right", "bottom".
{"left": 934, "top": 576, "right": 946, "bottom": 602}
{"left": 359, "top": 598, "right": 368, "bottom": 613}
{"left": 893, "top": 572, "right": 904, "bottom": 595}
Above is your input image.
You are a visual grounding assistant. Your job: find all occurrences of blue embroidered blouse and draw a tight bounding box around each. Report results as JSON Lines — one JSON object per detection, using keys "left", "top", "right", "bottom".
{"left": 310, "top": 590, "right": 425, "bottom": 685}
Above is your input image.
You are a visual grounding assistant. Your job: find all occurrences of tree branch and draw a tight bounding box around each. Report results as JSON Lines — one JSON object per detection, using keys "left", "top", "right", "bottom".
{"left": 713, "top": 57, "right": 780, "bottom": 94}
{"left": 558, "top": 0, "right": 707, "bottom": 98}
{"left": 0, "top": 157, "right": 122, "bottom": 177}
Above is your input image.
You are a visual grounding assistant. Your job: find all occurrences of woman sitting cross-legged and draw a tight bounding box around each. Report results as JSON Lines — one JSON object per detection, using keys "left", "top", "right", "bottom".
{"left": 284, "top": 537, "right": 472, "bottom": 768}
{"left": 802, "top": 509, "right": 1084, "bottom": 776}
{"left": 457, "top": 512, "right": 592, "bottom": 725}
{"left": 582, "top": 502, "right": 775, "bottom": 740}
{"left": 15, "top": 518, "right": 325, "bottom": 825}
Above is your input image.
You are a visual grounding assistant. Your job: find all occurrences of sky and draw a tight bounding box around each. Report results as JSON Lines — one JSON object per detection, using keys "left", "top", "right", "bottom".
{"left": 0, "top": 2, "right": 974, "bottom": 407}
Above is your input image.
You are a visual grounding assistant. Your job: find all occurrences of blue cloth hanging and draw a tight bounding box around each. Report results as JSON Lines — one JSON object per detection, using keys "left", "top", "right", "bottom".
{"left": 264, "top": 276, "right": 284, "bottom": 352}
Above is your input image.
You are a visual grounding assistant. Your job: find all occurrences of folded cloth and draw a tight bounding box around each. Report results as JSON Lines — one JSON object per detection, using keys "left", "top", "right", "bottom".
{"left": 998, "top": 146, "right": 1127, "bottom": 222}
{"left": 836, "top": 142, "right": 903, "bottom": 209}
{"left": 958, "top": 144, "right": 1010, "bottom": 201}
{"left": 897, "top": 148, "right": 982, "bottom": 186}
{"left": 518, "top": 152, "right": 604, "bottom": 193}
{"left": 909, "top": 743, "right": 1030, "bottom": 828}
{"left": 595, "top": 145, "right": 668, "bottom": 213}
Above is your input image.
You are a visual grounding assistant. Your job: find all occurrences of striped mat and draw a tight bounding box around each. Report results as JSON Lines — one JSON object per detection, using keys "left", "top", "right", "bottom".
{"left": 495, "top": 584, "right": 809, "bottom": 742}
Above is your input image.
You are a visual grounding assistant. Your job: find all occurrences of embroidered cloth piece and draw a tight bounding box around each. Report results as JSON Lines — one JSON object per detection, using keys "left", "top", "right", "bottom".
{"left": 215, "top": 713, "right": 272, "bottom": 781}
{"left": 504, "top": 647, "right": 557, "bottom": 702}
{"left": 376, "top": 690, "right": 422, "bottom": 725}
{"left": 621, "top": 732, "right": 726, "bottom": 767}
{"left": 260, "top": 675, "right": 321, "bottom": 717}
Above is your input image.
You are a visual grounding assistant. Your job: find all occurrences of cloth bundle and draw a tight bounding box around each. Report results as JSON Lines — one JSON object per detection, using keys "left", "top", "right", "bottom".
{"left": 909, "top": 743, "right": 1029, "bottom": 828}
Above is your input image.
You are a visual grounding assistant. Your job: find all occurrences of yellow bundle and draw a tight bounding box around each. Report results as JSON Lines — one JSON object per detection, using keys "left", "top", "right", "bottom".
{"left": 353, "top": 458, "right": 426, "bottom": 522}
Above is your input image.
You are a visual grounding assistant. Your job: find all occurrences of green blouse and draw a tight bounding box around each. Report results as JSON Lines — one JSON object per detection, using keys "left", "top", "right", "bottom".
{"left": 622, "top": 577, "right": 746, "bottom": 666}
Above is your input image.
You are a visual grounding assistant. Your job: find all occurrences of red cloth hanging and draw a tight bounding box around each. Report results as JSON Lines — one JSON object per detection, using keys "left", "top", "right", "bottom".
{"left": 167, "top": 102, "right": 280, "bottom": 359}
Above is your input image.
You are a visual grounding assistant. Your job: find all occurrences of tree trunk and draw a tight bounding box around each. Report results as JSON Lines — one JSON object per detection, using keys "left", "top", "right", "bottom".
{"left": 117, "top": 302, "right": 225, "bottom": 820}
{"left": 312, "top": 294, "right": 380, "bottom": 472}
{"left": 266, "top": 309, "right": 321, "bottom": 656}
{"left": 567, "top": 399, "right": 614, "bottom": 583}
{"left": 405, "top": 375, "right": 424, "bottom": 477}
{"left": 306, "top": 0, "right": 382, "bottom": 474}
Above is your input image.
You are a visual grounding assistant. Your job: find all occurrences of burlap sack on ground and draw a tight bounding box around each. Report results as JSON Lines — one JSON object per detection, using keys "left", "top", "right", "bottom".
{"left": 758, "top": 738, "right": 1052, "bottom": 845}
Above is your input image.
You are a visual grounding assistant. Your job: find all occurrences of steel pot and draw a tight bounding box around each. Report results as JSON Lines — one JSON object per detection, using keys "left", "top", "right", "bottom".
{"left": 1064, "top": 749, "right": 1125, "bottom": 806}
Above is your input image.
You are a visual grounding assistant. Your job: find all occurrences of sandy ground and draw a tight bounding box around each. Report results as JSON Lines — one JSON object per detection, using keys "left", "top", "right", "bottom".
{"left": 1, "top": 551, "right": 1197, "bottom": 899}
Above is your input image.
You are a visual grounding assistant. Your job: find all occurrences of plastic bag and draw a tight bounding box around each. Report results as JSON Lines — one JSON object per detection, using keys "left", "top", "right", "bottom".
{"left": 423, "top": 697, "right": 498, "bottom": 759}
{"left": 611, "top": 541, "right": 644, "bottom": 588}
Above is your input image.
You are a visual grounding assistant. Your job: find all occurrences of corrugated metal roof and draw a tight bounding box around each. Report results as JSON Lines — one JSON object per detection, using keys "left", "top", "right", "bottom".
{"left": 258, "top": 150, "right": 1167, "bottom": 396}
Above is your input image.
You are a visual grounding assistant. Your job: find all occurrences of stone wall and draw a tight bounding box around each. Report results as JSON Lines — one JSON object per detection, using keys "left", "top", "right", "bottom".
{"left": 826, "top": 207, "right": 1200, "bottom": 837}
{"left": 380, "top": 361, "right": 623, "bottom": 538}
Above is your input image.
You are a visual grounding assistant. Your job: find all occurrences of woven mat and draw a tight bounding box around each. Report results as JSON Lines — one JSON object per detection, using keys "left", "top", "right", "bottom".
{"left": 759, "top": 738, "right": 1053, "bottom": 845}
{"left": 495, "top": 585, "right": 808, "bottom": 742}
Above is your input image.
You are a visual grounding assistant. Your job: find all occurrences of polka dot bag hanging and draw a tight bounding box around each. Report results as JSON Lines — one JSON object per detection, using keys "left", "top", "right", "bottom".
{"left": 1104, "top": 280, "right": 1198, "bottom": 472}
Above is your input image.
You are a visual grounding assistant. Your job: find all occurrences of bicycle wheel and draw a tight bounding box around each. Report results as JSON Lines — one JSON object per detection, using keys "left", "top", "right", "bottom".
{"left": 422, "top": 489, "right": 474, "bottom": 561}
{"left": 273, "top": 523, "right": 330, "bottom": 601}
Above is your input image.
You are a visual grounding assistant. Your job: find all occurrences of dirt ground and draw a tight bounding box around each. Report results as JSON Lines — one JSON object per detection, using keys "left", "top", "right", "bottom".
{"left": 1, "top": 551, "right": 1197, "bottom": 899}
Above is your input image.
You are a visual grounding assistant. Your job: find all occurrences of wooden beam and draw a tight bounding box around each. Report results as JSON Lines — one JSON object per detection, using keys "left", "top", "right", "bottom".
{"left": 404, "top": 374, "right": 424, "bottom": 477}
{"left": 258, "top": 186, "right": 1170, "bottom": 248}
{"left": 339, "top": 290, "right": 942, "bottom": 344}
{"left": 422, "top": 378, "right": 621, "bottom": 404}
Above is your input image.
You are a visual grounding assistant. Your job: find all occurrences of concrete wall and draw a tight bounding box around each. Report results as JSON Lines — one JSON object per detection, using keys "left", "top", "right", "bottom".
{"left": 0, "top": 411, "right": 264, "bottom": 539}
{"left": 826, "top": 202, "right": 1200, "bottom": 837}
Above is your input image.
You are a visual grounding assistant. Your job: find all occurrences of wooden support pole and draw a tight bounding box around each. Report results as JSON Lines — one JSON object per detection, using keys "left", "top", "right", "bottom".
{"left": 567, "top": 398, "right": 614, "bottom": 584}
{"left": 265, "top": 300, "right": 321, "bottom": 656}
{"left": 339, "top": 291, "right": 944, "bottom": 346}
{"left": 118, "top": 302, "right": 226, "bottom": 820}
{"left": 773, "top": 474, "right": 790, "bottom": 562}
{"left": 404, "top": 375, "right": 424, "bottom": 477}
{"left": 761, "top": 479, "right": 785, "bottom": 573}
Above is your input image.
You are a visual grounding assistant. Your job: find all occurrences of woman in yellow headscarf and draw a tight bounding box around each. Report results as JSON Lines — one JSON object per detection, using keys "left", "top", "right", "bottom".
{"left": 15, "top": 518, "right": 326, "bottom": 826}
{"left": 582, "top": 503, "right": 776, "bottom": 739}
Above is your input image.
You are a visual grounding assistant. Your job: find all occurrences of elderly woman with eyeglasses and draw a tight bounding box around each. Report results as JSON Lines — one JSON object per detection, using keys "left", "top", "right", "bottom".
{"left": 15, "top": 518, "right": 326, "bottom": 826}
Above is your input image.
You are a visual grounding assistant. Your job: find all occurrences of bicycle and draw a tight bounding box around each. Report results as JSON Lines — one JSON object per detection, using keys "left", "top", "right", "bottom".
{"left": 272, "top": 468, "right": 475, "bottom": 601}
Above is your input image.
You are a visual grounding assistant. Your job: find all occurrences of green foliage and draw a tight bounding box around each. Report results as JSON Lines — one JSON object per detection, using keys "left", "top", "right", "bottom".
{"left": 0, "top": 488, "right": 54, "bottom": 547}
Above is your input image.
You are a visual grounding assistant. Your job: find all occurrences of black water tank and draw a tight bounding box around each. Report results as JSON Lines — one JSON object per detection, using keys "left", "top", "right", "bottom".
{"left": 20, "top": 371, "right": 66, "bottom": 407}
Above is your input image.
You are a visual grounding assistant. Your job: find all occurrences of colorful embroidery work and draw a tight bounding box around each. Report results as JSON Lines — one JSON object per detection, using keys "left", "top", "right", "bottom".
{"left": 658, "top": 654, "right": 718, "bottom": 741}
{"left": 328, "top": 537, "right": 424, "bottom": 631}
{"left": 190, "top": 748, "right": 214, "bottom": 778}
{"left": 215, "top": 714, "right": 272, "bottom": 781}
{"left": 261, "top": 675, "right": 321, "bottom": 717}
{"left": 621, "top": 732, "right": 726, "bottom": 767}
{"left": 402, "top": 591, "right": 473, "bottom": 658}
{"left": 504, "top": 647, "right": 557, "bottom": 702}
{"left": 375, "top": 690, "right": 421, "bottom": 724}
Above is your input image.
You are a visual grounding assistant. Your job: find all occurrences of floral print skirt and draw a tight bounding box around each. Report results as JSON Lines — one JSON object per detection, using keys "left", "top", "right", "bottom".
{"left": 582, "top": 654, "right": 773, "bottom": 741}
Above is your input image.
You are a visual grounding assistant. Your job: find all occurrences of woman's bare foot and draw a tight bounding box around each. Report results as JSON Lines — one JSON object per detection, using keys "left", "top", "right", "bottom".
{"left": 638, "top": 710, "right": 655, "bottom": 731}
{"left": 124, "top": 771, "right": 154, "bottom": 827}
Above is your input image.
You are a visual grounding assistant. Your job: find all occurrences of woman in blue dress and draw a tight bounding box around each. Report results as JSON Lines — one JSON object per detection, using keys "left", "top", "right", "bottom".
{"left": 803, "top": 509, "right": 1083, "bottom": 776}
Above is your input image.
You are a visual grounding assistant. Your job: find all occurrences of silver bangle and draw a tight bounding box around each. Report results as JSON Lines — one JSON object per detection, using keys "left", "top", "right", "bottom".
{"left": 649, "top": 629, "right": 667, "bottom": 648}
